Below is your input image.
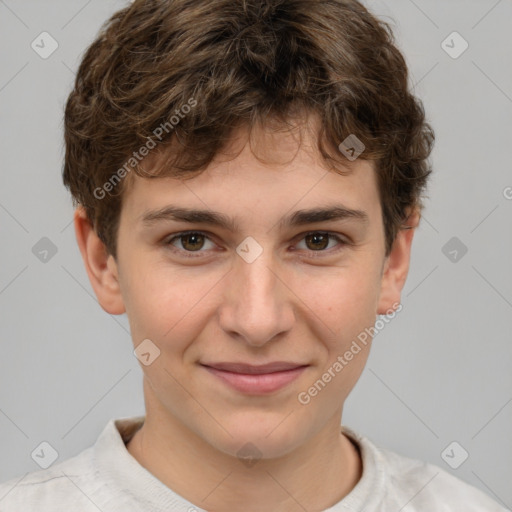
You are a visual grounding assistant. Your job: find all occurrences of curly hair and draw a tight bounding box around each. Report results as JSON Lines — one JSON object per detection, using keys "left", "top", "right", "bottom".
{"left": 62, "top": 0, "right": 435, "bottom": 259}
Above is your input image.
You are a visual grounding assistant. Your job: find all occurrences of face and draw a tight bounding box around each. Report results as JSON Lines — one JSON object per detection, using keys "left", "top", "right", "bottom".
{"left": 77, "top": 116, "right": 413, "bottom": 460}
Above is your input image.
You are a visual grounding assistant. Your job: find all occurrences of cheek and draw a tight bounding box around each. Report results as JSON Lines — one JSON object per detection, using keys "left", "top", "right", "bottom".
{"left": 300, "top": 272, "right": 378, "bottom": 408}
{"left": 295, "top": 260, "right": 381, "bottom": 398}
{"left": 122, "top": 270, "right": 209, "bottom": 403}
{"left": 299, "top": 260, "right": 382, "bottom": 336}
{"left": 122, "top": 267, "right": 218, "bottom": 354}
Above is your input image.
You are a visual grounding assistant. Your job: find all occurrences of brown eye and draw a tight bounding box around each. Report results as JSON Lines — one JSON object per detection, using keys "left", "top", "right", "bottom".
{"left": 294, "top": 231, "right": 348, "bottom": 257}
{"left": 166, "top": 231, "right": 215, "bottom": 254}
{"left": 179, "top": 232, "right": 205, "bottom": 251}
{"left": 304, "top": 232, "right": 330, "bottom": 251}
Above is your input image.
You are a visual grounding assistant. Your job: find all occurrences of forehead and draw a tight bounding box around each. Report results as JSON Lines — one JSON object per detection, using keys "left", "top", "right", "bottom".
{"left": 120, "top": 118, "right": 380, "bottom": 228}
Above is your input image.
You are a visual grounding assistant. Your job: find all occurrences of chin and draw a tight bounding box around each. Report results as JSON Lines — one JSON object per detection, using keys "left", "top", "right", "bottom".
{"left": 199, "top": 412, "right": 309, "bottom": 461}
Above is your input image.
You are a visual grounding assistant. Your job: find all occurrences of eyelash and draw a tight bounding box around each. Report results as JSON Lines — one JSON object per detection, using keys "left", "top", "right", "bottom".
{"left": 163, "top": 230, "right": 350, "bottom": 259}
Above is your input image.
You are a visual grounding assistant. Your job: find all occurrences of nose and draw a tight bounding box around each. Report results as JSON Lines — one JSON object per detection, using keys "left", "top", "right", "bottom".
{"left": 218, "top": 247, "right": 295, "bottom": 348}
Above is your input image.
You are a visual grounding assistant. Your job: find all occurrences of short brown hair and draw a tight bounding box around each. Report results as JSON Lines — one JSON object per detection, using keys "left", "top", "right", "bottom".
{"left": 63, "top": 0, "right": 435, "bottom": 259}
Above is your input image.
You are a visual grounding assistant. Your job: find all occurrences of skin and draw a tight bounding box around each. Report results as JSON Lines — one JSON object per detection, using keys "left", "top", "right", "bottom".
{"left": 74, "top": 114, "right": 418, "bottom": 512}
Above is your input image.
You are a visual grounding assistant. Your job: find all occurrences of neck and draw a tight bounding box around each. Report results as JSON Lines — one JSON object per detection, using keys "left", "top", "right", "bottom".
{"left": 126, "top": 387, "right": 362, "bottom": 511}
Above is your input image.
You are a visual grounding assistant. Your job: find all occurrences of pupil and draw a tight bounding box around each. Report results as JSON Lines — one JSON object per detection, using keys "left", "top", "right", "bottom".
{"left": 183, "top": 233, "right": 203, "bottom": 251}
{"left": 307, "top": 233, "right": 328, "bottom": 250}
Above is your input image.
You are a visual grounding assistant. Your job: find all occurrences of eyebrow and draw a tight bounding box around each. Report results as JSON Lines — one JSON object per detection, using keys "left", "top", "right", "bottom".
{"left": 140, "top": 204, "right": 369, "bottom": 232}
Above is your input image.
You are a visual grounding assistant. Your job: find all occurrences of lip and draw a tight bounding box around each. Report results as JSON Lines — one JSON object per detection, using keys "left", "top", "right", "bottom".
{"left": 200, "top": 362, "right": 309, "bottom": 394}
{"left": 202, "top": 361, "right": 307, "bottom": 374}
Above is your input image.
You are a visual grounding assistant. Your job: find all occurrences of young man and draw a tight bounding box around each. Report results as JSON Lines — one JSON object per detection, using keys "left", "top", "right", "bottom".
{"left": 0, "top": 0, "right": 507, "bottom": 510}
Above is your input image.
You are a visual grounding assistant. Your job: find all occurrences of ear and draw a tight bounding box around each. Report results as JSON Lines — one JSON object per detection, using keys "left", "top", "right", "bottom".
{"left": 377, "top": 208, "right": 420, "bottom": 315}
{"left": 73, "top": 206, "right": 126, "bottom": 315}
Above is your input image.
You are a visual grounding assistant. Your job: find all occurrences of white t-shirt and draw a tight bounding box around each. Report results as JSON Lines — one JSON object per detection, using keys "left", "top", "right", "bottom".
{"left": 0, "top": 415, "right": 507, "bottom": 511}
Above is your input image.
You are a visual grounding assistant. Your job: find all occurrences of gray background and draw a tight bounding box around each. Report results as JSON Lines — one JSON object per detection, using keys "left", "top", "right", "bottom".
{"left": 0, "top": 0, "right": 511, "bottom": 508}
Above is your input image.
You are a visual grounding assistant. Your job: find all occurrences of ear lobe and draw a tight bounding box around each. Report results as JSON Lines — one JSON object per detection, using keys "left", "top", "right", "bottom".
{"left": 377, "top": 209, "right": 419, "bottom": 315}
{"left": 73, "top": 206, "right": 126, "bottom": 315}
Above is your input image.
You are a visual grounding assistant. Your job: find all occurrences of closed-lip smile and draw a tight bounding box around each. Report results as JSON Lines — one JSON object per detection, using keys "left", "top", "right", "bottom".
{"left": 200, "top": 361, "right": 309, "bottom": 394}
{"left": 200, "top": 361, "right": 308, "bottom": 374}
